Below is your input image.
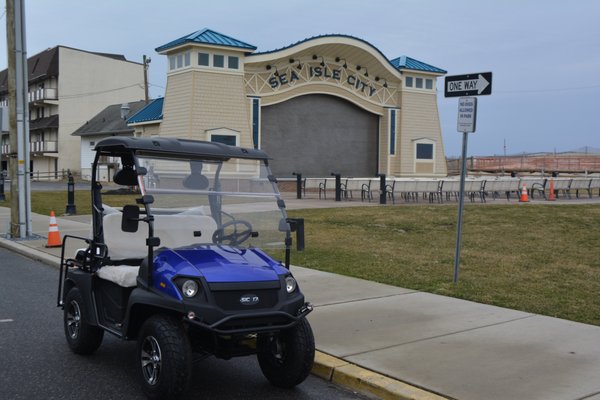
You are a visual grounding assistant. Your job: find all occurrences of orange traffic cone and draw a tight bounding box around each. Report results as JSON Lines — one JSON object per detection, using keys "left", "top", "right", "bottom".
{"left": 519, "top": 184, "right": 529, "bottom": 202}
{"left": 46, "top": 210, "right": 62, "bottom": 248}
{"left": 548, "top": 179, "right": 556, "bottom": 201}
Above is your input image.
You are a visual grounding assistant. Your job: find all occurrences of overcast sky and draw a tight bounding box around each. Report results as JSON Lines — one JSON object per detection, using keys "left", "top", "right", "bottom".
{"left": 1, "top": 0, "right": 599, "bottom": 157}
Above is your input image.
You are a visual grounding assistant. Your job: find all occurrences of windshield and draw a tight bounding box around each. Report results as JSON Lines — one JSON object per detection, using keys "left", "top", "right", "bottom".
{"left": 135, "top": 154, "right": 289, "bottom": 252}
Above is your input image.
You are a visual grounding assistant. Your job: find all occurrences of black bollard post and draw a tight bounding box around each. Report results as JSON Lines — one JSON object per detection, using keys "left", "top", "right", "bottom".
{"left": 0, "top": 170, "right": 5, "bottom": 201}
{"left": 292, "top": 172, "right": 303, "bottom": 199}
{"left": 377, "top": 173, "right": 386, "bottom": 204}
{"left": 331, "top": 172, "right": 341, "bottom": 202}
{"left": 65, "top": 171, "right": 77, "bottom": 215}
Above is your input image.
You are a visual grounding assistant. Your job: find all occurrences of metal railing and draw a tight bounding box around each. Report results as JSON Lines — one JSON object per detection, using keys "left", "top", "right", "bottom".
{"left": 28, "top": 88, "right": 58, "bottom": 102}
{"left": 30, "top": 140, "right": 58, "bottom": 153}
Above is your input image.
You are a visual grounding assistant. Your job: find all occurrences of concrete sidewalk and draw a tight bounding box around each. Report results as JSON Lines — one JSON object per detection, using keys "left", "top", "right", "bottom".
{"left": 2, "top": 206, "right": 600, "bottom": 400}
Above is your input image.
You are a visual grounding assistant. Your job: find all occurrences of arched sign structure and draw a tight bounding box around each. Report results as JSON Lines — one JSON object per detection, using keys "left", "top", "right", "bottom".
{"left": 148, "top": 29, "right": 447, "bottom": 178}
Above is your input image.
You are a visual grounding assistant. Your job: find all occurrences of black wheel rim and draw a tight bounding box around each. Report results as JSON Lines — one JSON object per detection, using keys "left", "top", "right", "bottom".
{"left": 267, "top": 336, "right": 286, "bottom": 365}
{"left": 140, "top": 336, "right": 162, "bottom": 385}
{"left": 66, "top": 300, "right": 81, "bottom": 339}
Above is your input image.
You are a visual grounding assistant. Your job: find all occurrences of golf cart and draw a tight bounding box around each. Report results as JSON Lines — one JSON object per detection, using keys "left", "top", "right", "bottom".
{"left": 57, "top": 137, "right": 314, "bottom": 399}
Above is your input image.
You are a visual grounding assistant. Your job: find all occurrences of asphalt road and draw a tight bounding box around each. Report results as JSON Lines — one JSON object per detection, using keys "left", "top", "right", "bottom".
{"left": 0, "top": 248, "right": 370, "bottom": 400}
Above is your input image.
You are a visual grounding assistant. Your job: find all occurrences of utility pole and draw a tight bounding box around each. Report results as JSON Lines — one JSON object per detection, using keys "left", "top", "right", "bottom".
{"left": 6, "top": 0, "right": 32, "bottom": 238}
{"left": 143, "top": 55, "right": 151, "bottom": 104}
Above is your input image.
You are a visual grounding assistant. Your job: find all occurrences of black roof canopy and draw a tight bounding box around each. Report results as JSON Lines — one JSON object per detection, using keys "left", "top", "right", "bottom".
{"left": 94, "top": 136, "right": 270, "bottom": 161}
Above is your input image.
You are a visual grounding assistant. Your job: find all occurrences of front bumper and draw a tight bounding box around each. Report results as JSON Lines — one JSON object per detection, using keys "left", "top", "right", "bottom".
{"left": 184, "top": 302, "right": 313, "bottom": 335}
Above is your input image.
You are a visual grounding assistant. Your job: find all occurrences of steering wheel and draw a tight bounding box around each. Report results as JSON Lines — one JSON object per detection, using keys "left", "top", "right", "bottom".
{"left": 212, "top": 220, "right": 253, "bottom": 246}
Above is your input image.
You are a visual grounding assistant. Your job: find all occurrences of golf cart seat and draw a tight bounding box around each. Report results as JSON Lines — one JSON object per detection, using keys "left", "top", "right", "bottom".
{"left": 96, "top": 213, "right": 217, "bottom": 287}
{"left": 113, "top": 166, "right": 138, "bottom": 186}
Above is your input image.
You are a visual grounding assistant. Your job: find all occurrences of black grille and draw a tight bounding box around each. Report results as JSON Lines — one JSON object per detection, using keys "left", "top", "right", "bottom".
{"left": 212, "top": 289, "right": 279, "bottom": 311}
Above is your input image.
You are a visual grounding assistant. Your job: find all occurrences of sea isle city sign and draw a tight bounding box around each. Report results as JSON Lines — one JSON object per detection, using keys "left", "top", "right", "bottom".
{"left": 268, "top": 64, "right": 379, "bottom": 97}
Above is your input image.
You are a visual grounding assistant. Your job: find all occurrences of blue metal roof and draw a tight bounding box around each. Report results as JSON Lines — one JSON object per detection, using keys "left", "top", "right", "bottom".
{"left": 127, "top": 98, "right": 164, "bottom": 124}
{"left": 390, "top": 56, "right": 446, "bottom": 74}
{"left": 155, "top": 28, "right": 257, "bottom": 53}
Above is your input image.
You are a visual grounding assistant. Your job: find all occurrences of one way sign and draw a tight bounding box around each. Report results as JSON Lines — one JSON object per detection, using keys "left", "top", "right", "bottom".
{"left": 444, "top": 72, "right": 492, "bottom": 97}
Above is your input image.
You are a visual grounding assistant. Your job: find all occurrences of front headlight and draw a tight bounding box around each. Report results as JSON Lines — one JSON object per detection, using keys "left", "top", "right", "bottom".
{"left": 285, "top": 276, "right": 297, "bottom": 293}
{"left": 182, "top": 280, "right": 199, "bottom": 298}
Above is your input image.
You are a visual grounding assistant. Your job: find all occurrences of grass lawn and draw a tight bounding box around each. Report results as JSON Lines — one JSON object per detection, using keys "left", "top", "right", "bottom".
{"left": 288, "top": 204, "right": 600, "bottom": 326}
{"left": 0, "top": 191, "right": 137, "bottom": 216}
{"left": 2, "top": 192, "right": 600, "bottom": 325}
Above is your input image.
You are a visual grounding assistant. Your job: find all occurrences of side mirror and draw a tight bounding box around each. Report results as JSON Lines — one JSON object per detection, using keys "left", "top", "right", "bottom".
{"left": 278, "top": 218, "right": 290, "bottom": 232}
{"left": 122, "top": 205, "right": 140, "bottom": 233}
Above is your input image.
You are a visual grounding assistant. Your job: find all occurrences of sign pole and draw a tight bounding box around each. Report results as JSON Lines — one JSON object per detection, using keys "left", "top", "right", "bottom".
{"left": 453, "top": 131, "right": 469, "bottom": 283}
{"left": 445, "top": 72, "right": 491, "bottom": 284}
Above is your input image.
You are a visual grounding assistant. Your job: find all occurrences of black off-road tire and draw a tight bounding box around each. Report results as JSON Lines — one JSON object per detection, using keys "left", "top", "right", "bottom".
{"left": 257, "top": 318, "right": 315, "bottom": 388}
{"left": 63, "top": 287, "right": 104, "bottom": 355}
{"left": 136, "top": 315, "right": 192, "bottom": 400}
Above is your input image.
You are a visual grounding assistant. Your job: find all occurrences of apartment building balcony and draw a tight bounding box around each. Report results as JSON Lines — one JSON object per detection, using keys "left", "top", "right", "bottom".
{"left": 1, "top": 143, "right": 9, "bottom": 159}
{"left": 29, "top": 87, "right": 58, "bottom": 104}
{"left": 30, "top": 114, "right": 59, "bottom": 131}
{"left": 30, "top": 140, "right": 58, "bottom": 153}
{"left": 1, "top": 141, "right": 58, "bottom": 155}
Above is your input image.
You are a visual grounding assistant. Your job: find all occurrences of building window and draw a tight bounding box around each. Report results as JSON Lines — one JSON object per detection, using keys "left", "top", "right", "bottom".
{"left": 415, "top": 78, "right": 423, "bottom": 89}
{"left": 416, "top": 143, "right": 434, "bottom": 160}
{"left": 213, "top": 54, "right": 224, "bottom": 68}
{"left": 169, "top": 52, "right": 191, "bottom": 70}
{"left": 198, "top": 52, "right": 209, "bottom": 66}
{"left": 425, "top": 79, "right": 433, "bottom": 90}
{"left": 211, "top": 134, "right": 237, "bottom": 146}
{"left": 89, "top": 141, "right": 95, "bottom": 147}
{"left": 405, "top": 76, "right": 413, "bottom": 87}
{"left": 228, "top": 56, "right": 239, "bottom": 69}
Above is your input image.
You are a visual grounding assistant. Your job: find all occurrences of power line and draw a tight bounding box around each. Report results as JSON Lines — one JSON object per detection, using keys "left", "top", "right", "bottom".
{"left": 58, "top": 83, "right": 145, "bottom": 99}
{"left": 495, "top": 83, "right": 600, "bottom": 94}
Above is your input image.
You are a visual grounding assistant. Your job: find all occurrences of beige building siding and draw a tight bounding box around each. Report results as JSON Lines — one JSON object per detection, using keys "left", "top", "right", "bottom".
{"left": 161, "top": 70, "right": 252, "bottom": 147}
{"left": 193, "top": 72, "right": 251, "bottom": 147}
{"left": 431, "top": 95, "right": 448, "bottom": 175}
{"left": 398, "top": 89, "right": 447, "bottom": 176}
{"left": 133, "top": 123, "right": 161, "bottom": 137}
{"left": 159, "top": 71, "right": 195, "bottom": 138}
{"left": 58, "top": 47, "right": 144, "bottom": 173}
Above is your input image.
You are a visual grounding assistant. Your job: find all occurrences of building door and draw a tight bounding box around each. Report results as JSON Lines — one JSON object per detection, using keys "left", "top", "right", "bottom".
{"left": 261, "top": 94, "right": 379, "bottom": 177}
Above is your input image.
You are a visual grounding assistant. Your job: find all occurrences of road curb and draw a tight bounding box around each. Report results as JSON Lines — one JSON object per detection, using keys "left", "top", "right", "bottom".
{"left": 312, "top": 352, "right": 448, "bottom": 400}
{"left": 0, "top": 236, "right": 60, "bottom": 268}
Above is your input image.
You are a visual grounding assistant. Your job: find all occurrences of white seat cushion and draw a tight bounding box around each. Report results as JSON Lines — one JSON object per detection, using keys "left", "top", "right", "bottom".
{"left": 96, "top": 266, "right": 139, "bottom": 288}
{"left": 102, "top": 213, "right": 217, "bottom": 260}
{"left": 97, "top": 213, "right": 217, "bottom": 287}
